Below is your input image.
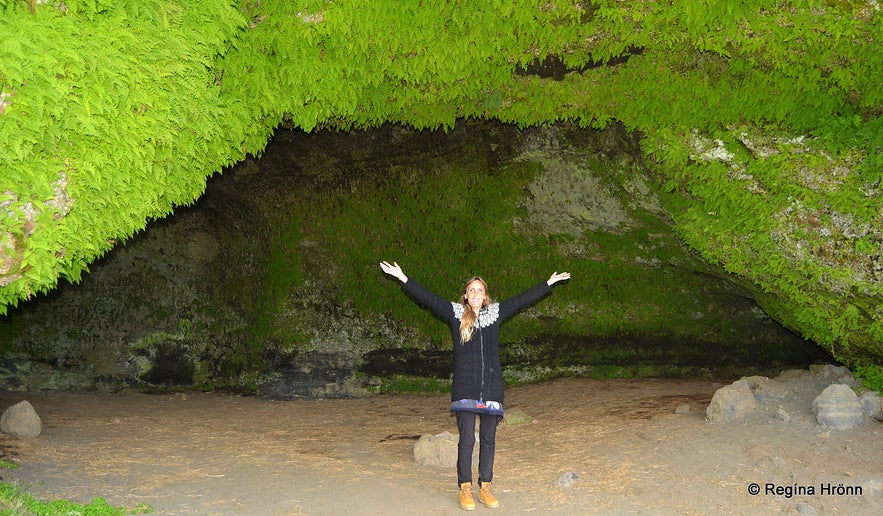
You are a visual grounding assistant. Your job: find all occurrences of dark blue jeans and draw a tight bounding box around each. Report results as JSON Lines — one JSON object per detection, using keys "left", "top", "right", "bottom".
{"left": 456, "top": 411, "right": 500, "bottom": 486}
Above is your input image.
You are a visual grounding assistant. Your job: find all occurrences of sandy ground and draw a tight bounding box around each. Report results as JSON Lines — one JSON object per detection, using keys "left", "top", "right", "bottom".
{"left": 0, "top": 377, "right": 881, "bottom": 515}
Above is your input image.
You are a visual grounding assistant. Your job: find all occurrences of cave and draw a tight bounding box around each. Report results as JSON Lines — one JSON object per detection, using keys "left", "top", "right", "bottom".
{"left": 0, "top": 120, "right": 834, "bottom": 396}
{"left": 2, "top": 0, "right": 880, "bottom": 395}
{"left": 1, "top": 2, "right": 881, "bottom": 513}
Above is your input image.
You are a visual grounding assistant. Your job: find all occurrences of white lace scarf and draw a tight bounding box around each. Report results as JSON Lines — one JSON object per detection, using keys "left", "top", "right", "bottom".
{"left": 452, "top": 302, "right": 500, "bottom": 327}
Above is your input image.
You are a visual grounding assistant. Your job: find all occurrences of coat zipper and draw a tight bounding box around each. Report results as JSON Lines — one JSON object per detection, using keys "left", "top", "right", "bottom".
{"left": 478, "top": 315, "right": 485, "bottom": 402}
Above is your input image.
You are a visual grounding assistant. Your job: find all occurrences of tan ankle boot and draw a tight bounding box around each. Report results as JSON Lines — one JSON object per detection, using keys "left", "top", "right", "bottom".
{"left": 459, "top": 482, "right": 476, "bottom": 511}
{"left": 479, "top": 482, "right": 500, "bottom": 508}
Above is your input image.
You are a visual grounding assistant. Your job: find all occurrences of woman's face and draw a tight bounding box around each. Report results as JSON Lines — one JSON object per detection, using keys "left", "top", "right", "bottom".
{"left": 465, "top": 280, "right": 487, "bottom": 311}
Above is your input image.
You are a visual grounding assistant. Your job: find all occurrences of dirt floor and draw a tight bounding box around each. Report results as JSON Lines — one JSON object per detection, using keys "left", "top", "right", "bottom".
{"left": 0, "top": 377, "right": 881, "bottom": 515}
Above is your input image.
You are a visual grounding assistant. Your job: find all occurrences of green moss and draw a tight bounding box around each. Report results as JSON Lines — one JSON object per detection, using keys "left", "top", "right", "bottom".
{"left": 1, "top": 0, "right": 880, "bottom": 369}
{"left": 249, "top": 217, "right": 307, "bottom": 348}
{"left": 373, "top": 375, "right": 451, "bottom": 394}
{"left": 652, "top": 125, "right": 883, "bottom": 369}
{"left": 855, "top": 362, "right": 883, "bottom": 392}
{"left": 0, "top": 481, "right": 150, "bottom": 515}
{"left": 240, "top": 124, "right": 822, "bottom": 384}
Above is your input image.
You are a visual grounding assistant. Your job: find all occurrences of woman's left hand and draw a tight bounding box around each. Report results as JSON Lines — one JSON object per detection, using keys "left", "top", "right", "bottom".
{"left": 547, "top": 271, "right": 571, "bottom": 286}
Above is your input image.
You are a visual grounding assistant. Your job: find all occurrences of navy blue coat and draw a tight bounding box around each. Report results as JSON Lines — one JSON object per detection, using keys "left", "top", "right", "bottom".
{"left": 401, "top": 278, "right": 552, "bottom": 405}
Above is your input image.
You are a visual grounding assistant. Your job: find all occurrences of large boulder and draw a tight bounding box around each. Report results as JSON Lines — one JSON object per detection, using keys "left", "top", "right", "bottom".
{"left": 706, "top": 382, "right": 758, "bottom": 422}
{"left": 812, "top": 384, "right": 864, "bottom": 430}
{"left": 413, "top": 431, "right": 479, "bottom": 468}
{"left": 736, "top": 375, "right": 788, "bottom": 404}
{"left": 1, "top": 400, "right": 42, "bottom": 438}
{"left": 860, "top": 391, "right": 883, "bottom": 421}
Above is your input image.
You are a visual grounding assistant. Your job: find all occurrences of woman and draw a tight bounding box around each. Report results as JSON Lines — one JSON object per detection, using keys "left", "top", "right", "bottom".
{"left": 379, "top": 260, "right": 570, "bottom": 510}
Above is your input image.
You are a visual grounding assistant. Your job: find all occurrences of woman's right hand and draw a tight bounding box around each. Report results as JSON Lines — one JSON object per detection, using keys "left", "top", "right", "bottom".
{"left": 379, "top": 261, "right": 408, "bottom": 283}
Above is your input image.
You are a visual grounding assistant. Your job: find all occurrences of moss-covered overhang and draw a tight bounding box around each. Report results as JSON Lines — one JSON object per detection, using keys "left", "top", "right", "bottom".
{"left": 0, "top": 0, "right": 880, "bottom": 367}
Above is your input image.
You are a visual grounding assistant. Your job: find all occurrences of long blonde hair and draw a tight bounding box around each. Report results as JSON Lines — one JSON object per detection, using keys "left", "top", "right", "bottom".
{"left": 459, "top": 276, "right": 489, "bottom": 343}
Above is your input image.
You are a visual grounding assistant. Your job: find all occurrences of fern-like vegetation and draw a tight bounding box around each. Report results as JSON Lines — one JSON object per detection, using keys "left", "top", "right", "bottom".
{"left": 1, "top": 0, "right": 880, "bottom": 371}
